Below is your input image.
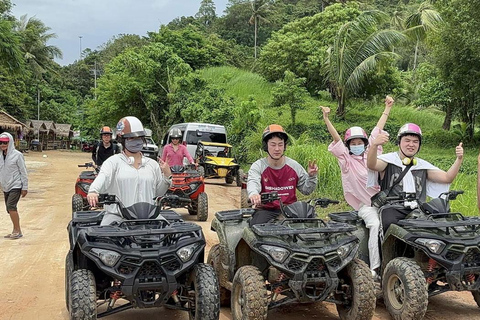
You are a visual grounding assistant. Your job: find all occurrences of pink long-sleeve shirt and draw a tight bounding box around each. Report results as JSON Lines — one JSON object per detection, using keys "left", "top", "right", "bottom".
{"left": 161, "top": 144, "right": 194, "bottom": 166}
{"left": 328, "top": 127, "right": 384, "bottom": 210}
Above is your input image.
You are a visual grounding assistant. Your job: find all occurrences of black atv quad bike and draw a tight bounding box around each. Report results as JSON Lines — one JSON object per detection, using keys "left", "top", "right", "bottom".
{"left": 209, "top": 191, "right": 376, "bottom": 320}
{"left": 330, "top": 190, "right": 480, "bottom": 320}
{"left": 65, "top": 194, "right": 220, "bottom": 319}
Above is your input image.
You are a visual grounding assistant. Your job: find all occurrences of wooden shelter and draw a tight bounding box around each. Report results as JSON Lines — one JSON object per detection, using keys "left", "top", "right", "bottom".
{"left": 26, "top": 120, "right": 74, "bottom": 150}
{"left": 0, "top": 111, "right": 28, "bottom": 151}
{"left": 54, "top": 124, "right": 73, "bottom": 149}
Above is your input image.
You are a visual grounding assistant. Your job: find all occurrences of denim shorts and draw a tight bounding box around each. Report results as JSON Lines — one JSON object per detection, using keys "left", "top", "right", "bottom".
{"left": 4, "top": 188, "right": 21, "bottom": 212}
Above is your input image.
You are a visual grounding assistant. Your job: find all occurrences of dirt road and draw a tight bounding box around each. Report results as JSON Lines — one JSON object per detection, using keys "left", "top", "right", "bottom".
{"left": 0, "top": 150, "right": 479, "bottom": 320}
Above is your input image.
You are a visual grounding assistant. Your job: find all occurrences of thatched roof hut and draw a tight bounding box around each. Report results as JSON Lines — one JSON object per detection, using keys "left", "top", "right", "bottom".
{"left": 0, "top": 111, "right": 27, "bottom": 132}
{"left": 55, "top": 123, "right": 73, "bottom": 139}
{"left": 26, "top": 120, "right": 48, "bottom": 134}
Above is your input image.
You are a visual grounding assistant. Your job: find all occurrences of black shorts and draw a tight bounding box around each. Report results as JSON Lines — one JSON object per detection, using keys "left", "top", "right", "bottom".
{"left": 4, "top": 188, "right": 21, "bottom": 212}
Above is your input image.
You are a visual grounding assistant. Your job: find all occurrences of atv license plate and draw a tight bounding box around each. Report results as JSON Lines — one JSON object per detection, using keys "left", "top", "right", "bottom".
{"left": 217, "top": 168, "right": 228, "bottom": 177}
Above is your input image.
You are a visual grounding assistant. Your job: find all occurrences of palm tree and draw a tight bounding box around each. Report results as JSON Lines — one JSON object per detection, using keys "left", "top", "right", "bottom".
{"left": 404, "top": 2, "right": 442, "bottom": 70}
{"left": 0, "top": 18, "right": 23, "bottom": 73}
{"left": 322, "top": 10, "right": 406, "bottom": 117}
{"left": 248, "top": 0, "right": 270, "bottom": 60}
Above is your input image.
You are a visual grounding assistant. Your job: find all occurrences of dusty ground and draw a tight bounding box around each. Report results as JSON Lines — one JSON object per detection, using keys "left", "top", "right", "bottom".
{"left": 0, "top": 150, "right": 479, "bottom": 320}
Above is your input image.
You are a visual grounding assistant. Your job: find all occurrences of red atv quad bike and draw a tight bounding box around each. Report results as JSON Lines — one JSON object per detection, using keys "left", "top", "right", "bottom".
{"left": 159, "top": 164, "right": 208, "bottom": 221}
{"left": 72, "top": 162, "right": 99, "bottom": 213}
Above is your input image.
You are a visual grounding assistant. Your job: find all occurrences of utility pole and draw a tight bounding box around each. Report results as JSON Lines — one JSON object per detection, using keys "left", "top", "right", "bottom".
{"left": 37, "top": 88, "right": 40, "bottom": 120}
{"left": 79, "top": 35, "right": 83, "bottom": 59}
{"left": 94, "top": 60, "right": 97, "bottom": 100}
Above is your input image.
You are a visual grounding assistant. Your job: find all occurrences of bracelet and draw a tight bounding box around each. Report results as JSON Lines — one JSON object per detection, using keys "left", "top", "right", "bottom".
{"left": 383, "top": 112, "right": 389, "bottom": 116}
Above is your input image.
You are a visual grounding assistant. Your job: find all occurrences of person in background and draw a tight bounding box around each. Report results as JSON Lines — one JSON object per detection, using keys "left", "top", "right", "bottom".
{"left": 247, "top": 124, "right": 318, "bottom": 226}
{"left": 87, "top": 116, "right": 172, "bottom": 226}
{"left": 0, "top": 132, "right": 28, "bottom": 239}
{"left": 320, "top": 95, "right": 394, "bottom": 278}
{"left": 367, "top": 123, "right": 463, "bottom": 233}
{"left": 161, "top": 128, "right": 195, "bottom": 167}
{"left": 92, "top": 126, "right": 120, "bottom": 168}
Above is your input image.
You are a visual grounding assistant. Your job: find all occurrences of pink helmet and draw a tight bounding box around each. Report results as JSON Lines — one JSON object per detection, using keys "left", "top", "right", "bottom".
{"left": 344, "top": 126, "right": 368, "bottom": 146}
{"left": 397, "top": 123, "right": 422, "bottom": 144}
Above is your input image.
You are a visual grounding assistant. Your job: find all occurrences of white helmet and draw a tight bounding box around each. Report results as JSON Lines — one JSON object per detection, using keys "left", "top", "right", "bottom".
{"left": 116, "top": 116, "right": 146, "bottom": 138}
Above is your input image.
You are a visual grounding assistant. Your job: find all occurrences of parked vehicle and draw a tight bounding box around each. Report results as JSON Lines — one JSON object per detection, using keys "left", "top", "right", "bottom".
{"left": 160, "top": 164, "right": 208, "bottom": 221}
{"left": 329, "top": 190, "right": 480, "bottom": 320}
{"left": 141, "top": 128, "right": 159, "bottom": 160}
{"left": 195, "top": 141, "right": 243, "bottom": 186}
{"left": 72, "top": 162, "right": 98, "bottom": 213}
{"left": 65, "top": 194, "right": 220, "bottom": 319}
{"left": 159, "top": 123, "right": 227, "bottom": 160}
{"left": 209, "top": 191, "right": 375, "bottom": 320}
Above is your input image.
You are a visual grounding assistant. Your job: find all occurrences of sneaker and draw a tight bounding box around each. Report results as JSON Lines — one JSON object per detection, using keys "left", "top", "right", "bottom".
{"left": 9, "top": 233, "right": 23, "bottom": 239}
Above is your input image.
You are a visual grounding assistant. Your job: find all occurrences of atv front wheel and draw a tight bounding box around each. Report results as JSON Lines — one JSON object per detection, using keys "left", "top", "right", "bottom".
{"left": 225, "top": 174, "right": 234, "bottom": 184}
{"left": 382, "top": 257, "right": 428, "bottom": 320}
{"left": 197, "top": 192, "right": 208, "bottom": 221}
{"left": 336, "top": 258, "right": 375, "bottom": 320}
{"left": 236, "top": 169, "right": 244, "bottom": 187}
{"left": 241, "top": 189, "right": 249, "bottom": 208}
{"left": 207, "top": 244, "right": 231, "bottom": 306}
{"left": 69, "top": 269, "right": 97, "bottom": 320}
{"left": 231, "top": 265, "right": 268, "bottom": 320}
{"left": 188, "top": 263, "right": 220, "bottom": 320}
{"left": 72, "top": 194, "right": 84, "bottom": 213}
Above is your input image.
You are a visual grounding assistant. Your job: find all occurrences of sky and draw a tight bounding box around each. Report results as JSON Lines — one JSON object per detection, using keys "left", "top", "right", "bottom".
{"left": 11, "top": 0, "right": 229, "bottom": 66}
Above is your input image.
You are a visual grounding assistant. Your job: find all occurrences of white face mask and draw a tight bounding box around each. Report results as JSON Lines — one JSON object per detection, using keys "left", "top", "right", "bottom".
{"left": 350, "top": 144, "right": 365, "bottom": 156}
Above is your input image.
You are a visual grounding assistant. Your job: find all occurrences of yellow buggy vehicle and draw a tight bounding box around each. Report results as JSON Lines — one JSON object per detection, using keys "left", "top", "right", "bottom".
{"left": 195, "top": 141, "right": 243, "bottom": 186}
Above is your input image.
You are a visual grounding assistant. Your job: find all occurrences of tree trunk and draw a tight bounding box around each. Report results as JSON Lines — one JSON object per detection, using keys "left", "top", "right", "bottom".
{"left": 413, "top": 40, "right": 419, "bottom": 70}
{"left": 442, "top": 104, "right": 452, "bottom": 130}
{"left": 336, "top": 88, "right": 345, "bottom": 118}
{"left": 254, "top": 17, "right": 258, "bottom": 60}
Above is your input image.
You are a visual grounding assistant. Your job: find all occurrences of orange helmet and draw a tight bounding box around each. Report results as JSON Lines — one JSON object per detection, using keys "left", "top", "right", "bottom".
{"left": 100, "top": 126, "right": 113, "bottom": 135}
{"left": 262, "top": 124, "right": 288, "bottom": 151}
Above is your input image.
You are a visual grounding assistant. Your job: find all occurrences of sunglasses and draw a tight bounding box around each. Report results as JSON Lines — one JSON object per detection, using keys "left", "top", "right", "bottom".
{"left": 0, "top": 141, "right": 9, "bottom": 145}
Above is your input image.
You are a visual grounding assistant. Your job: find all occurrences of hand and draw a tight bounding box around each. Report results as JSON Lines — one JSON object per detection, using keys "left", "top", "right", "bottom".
{"left": 308, "top": 160, "right": 318, "bottom": 177}
{"left": 21, "top": 190, "right": 27, "bottom": 198}
{"left": 158, "top": 158, "right": 171, "bottom": 177}
{"left": 372, "top": 133, "right": 389, "bottom": 146}
{"left": 249, "top": 194, "right": 261, "bottom": 207}
{"left": 385, "top": 95, "right": 394, "bottom": 109}
{"left": 456, "top": 142, "right": 464, "bottom": 160}
{"left": 320, "top": 106, "right": 330, "bottom": 118}
{"left": 87, "top": 192, "right": 99, "bottom": 207}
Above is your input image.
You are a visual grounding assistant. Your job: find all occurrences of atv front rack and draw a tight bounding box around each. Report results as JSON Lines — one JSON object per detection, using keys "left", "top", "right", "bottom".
{"left": 399, "top": 213, "right": 480, "bottom": 235}
{"left": 215, "top": 208, "right": 255, "bottom": 222}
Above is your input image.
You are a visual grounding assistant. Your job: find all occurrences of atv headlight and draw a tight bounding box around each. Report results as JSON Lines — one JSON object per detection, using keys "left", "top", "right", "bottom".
{"left": 337, "top": 242, "right": 355, "bottom": 259}
{"left": 176, "top": 243, "right": 200, "bottom": 262}
{"left": 415, "top": 238, "right": 446, "bottom": 254}
{"left": 90, "top": 248, "right": 121, "bottom": 267}
{"left": 260, "top": 245, "right": 289, "bottom": 263}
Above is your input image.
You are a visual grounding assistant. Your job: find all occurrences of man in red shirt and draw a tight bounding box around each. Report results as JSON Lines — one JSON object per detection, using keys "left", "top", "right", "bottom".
{"left": 247, "top": 124, "right": 318, "bottom": 225}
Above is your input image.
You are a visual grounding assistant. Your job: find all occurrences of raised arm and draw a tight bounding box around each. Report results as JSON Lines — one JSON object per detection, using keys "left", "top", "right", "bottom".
{"left": 376, "top": 95, "right": 394, "bottom": 131}
{"left": 320, "top": 106, "right": 341, "bottom": 143}
{"left": 367, "top": 133, "right": 389, "bottom": 172}
{"left": 428, "top": 143, "right": 464, "bottom": 184}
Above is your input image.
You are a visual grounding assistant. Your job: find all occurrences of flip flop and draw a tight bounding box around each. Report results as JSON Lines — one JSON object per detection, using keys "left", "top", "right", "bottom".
{"left": 9, "top": 233, "right": 23, "bottom": 239}
{"left": 4, "top": 233, "right": 12, "bottom": 238}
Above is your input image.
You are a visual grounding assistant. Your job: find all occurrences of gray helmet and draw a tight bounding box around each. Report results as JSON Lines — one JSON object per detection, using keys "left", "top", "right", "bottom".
{"left": 169, "top": 128, "right": 182, "bottom": 139}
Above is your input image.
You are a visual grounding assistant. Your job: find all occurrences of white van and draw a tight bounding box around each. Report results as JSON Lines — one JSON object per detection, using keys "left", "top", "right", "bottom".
{"left": 159, "top": 123, "right": 227, "bottom": 159}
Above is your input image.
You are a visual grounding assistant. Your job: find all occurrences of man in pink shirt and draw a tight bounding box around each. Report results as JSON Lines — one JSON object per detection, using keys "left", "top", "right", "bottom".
{"left": 161, "top": 128, "right": 195, "bottom": 167}
{"left": 321, "top": 95, "right": 394, "bottom": 278}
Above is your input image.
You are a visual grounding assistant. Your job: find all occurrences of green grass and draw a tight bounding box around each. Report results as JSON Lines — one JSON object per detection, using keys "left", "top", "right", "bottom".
{"left": 199, "top": 66, "right": 479, "bottom": 216}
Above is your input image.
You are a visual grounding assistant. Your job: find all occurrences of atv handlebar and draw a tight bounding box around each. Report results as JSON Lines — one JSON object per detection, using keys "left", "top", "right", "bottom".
{"left": 78, "top": 162, "right": 94, "bottom": 168}
{"left": 250, "top": 192, "right": 339, "bottom": 209}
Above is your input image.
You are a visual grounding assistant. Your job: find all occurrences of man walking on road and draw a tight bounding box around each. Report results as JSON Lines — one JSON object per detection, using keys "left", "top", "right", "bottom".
{"left": 0, "top": 132, "right": 28, "bottom": 239}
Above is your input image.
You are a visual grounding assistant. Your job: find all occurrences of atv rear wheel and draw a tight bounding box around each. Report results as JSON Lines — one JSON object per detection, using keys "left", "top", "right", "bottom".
{"left": 207, "top": 244, "right": 231, "bottom": 306}
{"left": 236, "top": 169, "right": 244, "bottom": 187}
{"left": 225, "top": 174, "right": 234, "bottom": 184}
{"left": 241, "top": 189, "right": 249, "bottom": 208}
{"left": 231, "top": 265, "right": 268, "bottom": 320}
{"left": 72, "top": 194, "right": 84, "bottom": 213}
{"left": 197, "top": 192, "right": 208, "bottom": 221}
{"left": 336, "top": 259, "right": 375, "bottom": 320}
{"left": 188, "top": 263, "right": 220, "bottom": 320}
{"left": 382, "top": 257, "right": 428, "bottom": 320}
{"left": 69, "top": 269, "right": 97, "bottom": 320}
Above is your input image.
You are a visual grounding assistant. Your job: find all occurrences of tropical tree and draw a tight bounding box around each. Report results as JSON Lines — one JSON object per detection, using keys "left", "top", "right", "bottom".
{"left": 195, "top": 0, "right": 217, "bottom": 29}
{"left": 248, "top": 0, "right": 271, "bottom": 59}
{"left": 0, "top": 18, "right": 23, "bottom": 73}
{"left": 322, "top": 10, "right": 406, "bottom": 117}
